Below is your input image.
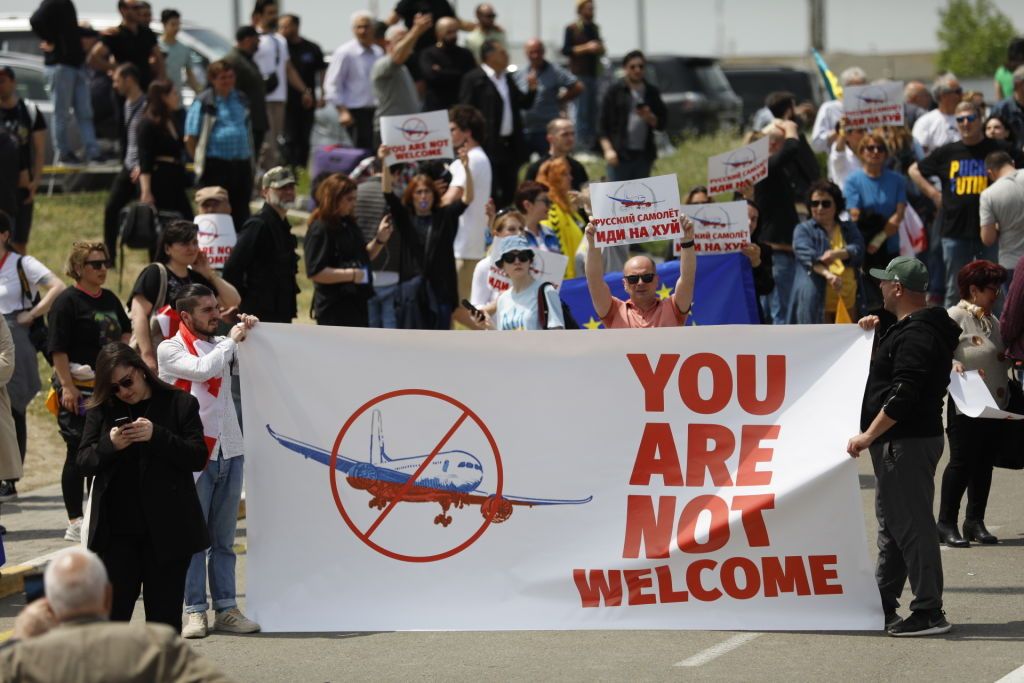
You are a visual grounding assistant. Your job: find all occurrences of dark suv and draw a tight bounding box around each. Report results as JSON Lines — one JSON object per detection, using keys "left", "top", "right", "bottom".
{"left": 608, "top": 55, "right": 742, "bottom": 140}
{"left": 722, "top": 65, "right": 823, "bottom": 129}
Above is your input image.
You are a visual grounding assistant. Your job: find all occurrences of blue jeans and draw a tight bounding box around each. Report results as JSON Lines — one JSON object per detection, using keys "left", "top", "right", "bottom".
{"left": 47, "top": 64, "right": 99, "bottom": 159}
{"left": 368, "top": 283, "right": 398, "bottom": 329}
{"left": 768, "top": 250, "right": 796, "bottom": 325}
{"left": 573, "top": 75, "right": 598, "bottom": 151}
{"left": 185, "top": 453, "right": 244, "bottom": 613}
{"left": 941, "top": 237, "right": 998, "bottom": 307}
{"left": 609, "top": 156, "right": 652, "bottom": 182}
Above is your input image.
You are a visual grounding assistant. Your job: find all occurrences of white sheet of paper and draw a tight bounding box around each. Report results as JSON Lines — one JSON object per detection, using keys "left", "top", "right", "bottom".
{"left": 842, "top": 82, "right": 905, "bottom": 129}
{"left": 193, "top": 213, "right": 237, "bottom": 270}
{"left": 380, "top": 110, "right": 453, "bottom": 166}
{"left": 707, "top": 137, "right": 769, "bottom": 195}
{"left": 588, "top": 174, "right": 682, "bottom": 247}
{"left": 948, "top": 370, "right": 1024, "bottom": 420}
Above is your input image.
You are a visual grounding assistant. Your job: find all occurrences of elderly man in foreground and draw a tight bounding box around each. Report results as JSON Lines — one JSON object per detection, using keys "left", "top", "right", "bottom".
{"left": 0, "top": 546, "right": 232, "bottom": 682}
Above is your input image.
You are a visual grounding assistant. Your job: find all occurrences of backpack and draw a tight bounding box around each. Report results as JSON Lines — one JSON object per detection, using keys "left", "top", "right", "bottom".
{"left": 537, "top": 281, "right": 579, "bottom": 330}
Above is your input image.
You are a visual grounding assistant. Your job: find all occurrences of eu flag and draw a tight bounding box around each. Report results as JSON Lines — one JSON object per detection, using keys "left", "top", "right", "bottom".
{"left": 559, "top": 253, "right": 760, "bottom": 329}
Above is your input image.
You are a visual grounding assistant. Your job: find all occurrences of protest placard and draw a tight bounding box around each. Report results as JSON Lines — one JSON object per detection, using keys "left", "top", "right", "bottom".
{"left": 193, "top": 213, "right": 237, "bottom": 270}
{"left": 672, "top": 201, "right": 749, "bottom": 256}
{"left": 707, "top": 137, "right": 769, "bottom": 195}
{"left": 380, "top": 110, "right": 453, "bottom": 165}
{"left": 588, "top": 174, "right": 682, "bottom": 247}
{"left": 486, "top": 238, "right": 569, "bottom": 294}
{"left": 842, "top": 82, "right": 904, "bottom": 129}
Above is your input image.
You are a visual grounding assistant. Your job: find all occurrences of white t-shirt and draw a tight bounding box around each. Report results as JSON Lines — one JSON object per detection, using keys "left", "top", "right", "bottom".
{"left": 0, "top": 254, "right": 53, "bottom": 315}
{"left": 450, "top": 146, "right": 492, "bottom": 260}
{"left": 254, "top": 32, "right": 289, "bottom": 103}
{"left": 827, "top": 144, "right": 861, "bottom": 189}
{"left": 494, "top": 279, "right": 564, "bottom": 330}
{"left": 912, "top": 109, "right": 960, "bottom": 155}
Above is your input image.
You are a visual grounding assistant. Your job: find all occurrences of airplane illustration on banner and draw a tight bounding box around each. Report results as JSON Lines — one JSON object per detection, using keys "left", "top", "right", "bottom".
{"left": 723, "top": 157, "right": 755, "bottom": 168}
{"left": 857, "top": 94, "right": 886, "bottom": 104}
{"left": 266, "top": 410, "right": 592, "bottom": 527}
{"left": 607, "top": 194, "right": 664, "bottom": 209}
{"left": 691, "top": 215, "right": 730, "bottom": 229}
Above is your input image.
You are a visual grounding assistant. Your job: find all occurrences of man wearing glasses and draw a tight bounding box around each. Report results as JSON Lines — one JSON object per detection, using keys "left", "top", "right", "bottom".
{"left": 582, "top": 217, "right": 695, "bottom": 328}
{"left": 598, "top": 50, "right": 666, "bottom": 182}
{"left": 911, "top": 74, "right": 962, "bottom": 155}
{"left": 909, "top": 101, "right": 1024, "bottom": 306}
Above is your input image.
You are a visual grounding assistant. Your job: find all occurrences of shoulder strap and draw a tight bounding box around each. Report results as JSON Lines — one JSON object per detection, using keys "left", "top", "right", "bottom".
{"left": 15, "top": 256, "right": 32, "bottom": 308}
{"left": 154, "top": 262, "right": 168, "bottom": 311}
{"left": 537, "top": 281, "right": 551, "bottom": 329}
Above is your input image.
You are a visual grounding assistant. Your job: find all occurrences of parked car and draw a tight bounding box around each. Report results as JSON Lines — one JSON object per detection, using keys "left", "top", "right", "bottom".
{"left": 606, "top": 55, "right": 742, "bottom": 141}
{"left": 722, "top": 65, "right": 823, "bottom": 130}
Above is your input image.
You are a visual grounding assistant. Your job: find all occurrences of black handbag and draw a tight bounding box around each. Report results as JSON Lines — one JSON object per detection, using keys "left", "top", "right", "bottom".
{"left": 995, "top": 375, "right": 1024, "bottom": 470}
{"left": 16, "top": 256, "right": 51, "bottom": 365}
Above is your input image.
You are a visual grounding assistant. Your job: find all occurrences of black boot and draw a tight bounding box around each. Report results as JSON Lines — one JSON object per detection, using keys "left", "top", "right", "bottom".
{"left": 937, "top": 521, "right": 970, "bottom": 547}
{"left": 963, "top": 520, "right": 998, "bottom": 544}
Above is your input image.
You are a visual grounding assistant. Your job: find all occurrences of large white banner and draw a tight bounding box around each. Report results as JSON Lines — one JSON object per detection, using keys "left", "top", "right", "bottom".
{"left": 241, "top": 325, "right": 880, "bottom": 632}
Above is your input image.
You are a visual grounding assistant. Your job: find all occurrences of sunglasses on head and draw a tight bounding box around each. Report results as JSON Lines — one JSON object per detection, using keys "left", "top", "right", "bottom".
{"left": 624, "top": 273, "right": 656, "bottom": 284}
{"left": 500, "top": 250, "right": 534, "bottom": 264}
{"left": 84, "top": 259, "right": 110, "bottom": 270}
{"left": 810, "top": 199, "right": 833, "bottom": 208}
{"left": 955, "top": 114, "right": 978, "bottom": 124}
{"left": 111, "top": 369, "right": 136, "bottom": 395}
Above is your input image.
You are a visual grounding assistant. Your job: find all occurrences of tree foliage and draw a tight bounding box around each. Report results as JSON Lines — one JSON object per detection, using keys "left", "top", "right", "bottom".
{"left": 937, "top": 0, "right": 1017, "bottom": 77}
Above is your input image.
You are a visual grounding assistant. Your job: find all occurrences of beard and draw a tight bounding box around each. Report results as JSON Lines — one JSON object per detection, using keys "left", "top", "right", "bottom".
{"left": 267, "top": 190, "right": 296, "bottom": 210}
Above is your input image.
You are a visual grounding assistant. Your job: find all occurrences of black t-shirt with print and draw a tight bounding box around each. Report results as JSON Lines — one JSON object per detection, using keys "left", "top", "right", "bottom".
{"left": 0, "top": 101, "right": 46, "bottom": 172}
{"left": 128, "top": 263, "right": 214, "bottom": 310}
{"left": 48, "top": 287, "right": 132, "bottom": 367}
{"left": 916, "top": 137, "right": 1023, "bottom": 239}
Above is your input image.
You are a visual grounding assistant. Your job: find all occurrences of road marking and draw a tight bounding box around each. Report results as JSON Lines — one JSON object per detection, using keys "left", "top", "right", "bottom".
{"left": 995, "top": 663, "right": 1024, "bottom": 682}
{"left": 674, "top": 633, "right": 760, "bottom": 667}
{"left": 0, "top": 629, "right": 11, "bottom": 643}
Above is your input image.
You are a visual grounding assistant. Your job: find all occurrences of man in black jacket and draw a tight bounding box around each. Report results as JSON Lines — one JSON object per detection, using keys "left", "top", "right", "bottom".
{"left": 419, "top": 17, "right": 475, "bottom": 112}
{"left": 848, "top": 256, "right": 960, "bottom": 637}
{"left": 458, "top": 39, "right": 536, "bottom": 208}
{"left": 598, "top": 50, "right": 666, "bottom": 182}
{"left": 222, "top": 166, "right": 299, "bottom": 323}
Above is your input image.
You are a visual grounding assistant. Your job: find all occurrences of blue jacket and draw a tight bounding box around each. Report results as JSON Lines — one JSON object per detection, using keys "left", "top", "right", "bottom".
{"left": 790, "top": 219, "right": 864, "bottom": 324}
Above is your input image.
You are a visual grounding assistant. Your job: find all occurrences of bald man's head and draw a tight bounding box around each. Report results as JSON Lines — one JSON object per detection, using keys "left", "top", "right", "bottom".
{"left": 44, "top": 547, "right": 112, "bottom": 622}
{"left": 525, "top": 39, "right": 545, "bottom": 66}
{"left": 436, "top": 16, "right": 458, "bottom": 45}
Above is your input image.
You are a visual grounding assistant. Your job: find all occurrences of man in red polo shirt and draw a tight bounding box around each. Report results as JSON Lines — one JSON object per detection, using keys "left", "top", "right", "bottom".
{"left": 584, "top": 217, "right": 695, "bottom": 328}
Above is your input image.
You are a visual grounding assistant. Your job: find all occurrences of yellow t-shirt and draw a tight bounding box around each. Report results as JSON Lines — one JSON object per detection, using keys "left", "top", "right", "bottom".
{"left": 823, "top": 228, "right": 857, "bottom": 313}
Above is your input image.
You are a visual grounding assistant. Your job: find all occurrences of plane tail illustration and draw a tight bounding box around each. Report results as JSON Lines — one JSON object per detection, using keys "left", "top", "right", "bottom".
{"left": 369, "top": 409, "right": 389, "bottom": 464}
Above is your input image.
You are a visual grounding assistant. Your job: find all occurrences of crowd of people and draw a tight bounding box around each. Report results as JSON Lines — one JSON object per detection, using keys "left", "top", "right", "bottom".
{"left": 0, "top": 0, "right": 1019, "bottom": 672}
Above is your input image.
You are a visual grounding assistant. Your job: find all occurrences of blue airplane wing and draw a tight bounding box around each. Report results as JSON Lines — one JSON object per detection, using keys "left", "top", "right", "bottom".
{"left": 265, "top": 424, "right": 359, "bottom": 473}
{"left": 471, "top": 489, "right": 593, "bottom": 506}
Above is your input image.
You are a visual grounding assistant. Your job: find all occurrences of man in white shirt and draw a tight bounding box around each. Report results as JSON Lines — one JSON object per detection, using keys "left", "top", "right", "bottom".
{"left": 251, "top": 0, "right": 313, "bottom": 170}
{"left": 912, "top": 73, "right": 962, "bottom": 155}
{"left": 324, "top": 10, "right": 384, "bottom": 150}
{"left": 159, "top": 284, "right": 260, "bottom": 640}
{"left": 443, "top": 104, "right": 492, "bottom": 304}
{"left": 809, "top": 66, "right": 867, "bottom": 154}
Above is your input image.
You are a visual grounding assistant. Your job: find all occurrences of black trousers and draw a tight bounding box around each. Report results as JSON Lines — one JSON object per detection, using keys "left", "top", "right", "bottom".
{"left": 100, "top": 535, "right": 191, "bottom": 634}
{"left": 284, "top": 102, "right": 315, "bottom": 168}
{"left": 12, "top": 187, "right": 34, "bottom": 246}
{"left": 346, "top": 107, "right": 375, "bottom": 151}
{"left": 488, "top": 136, "right": 520, "bottom": 209}
{"left": 870, "top": 436, "right": 944, "bottom": 613}
{"left": 11, "top": 407, "right": 25, "bottom": 464}
{"left": 199, "top": 158, "right": 253, "bottom": 229}
{"left": 103, "top": 167, "right": 138, "bottom": 262}
{"left": 939, "top": 405, "right": 997, "bottom": 524}
{"left": 151, "top": 162, "right": 193, "bottom": 222}
{"left": 57, "top": 408, "right": 87, "bottom": 520}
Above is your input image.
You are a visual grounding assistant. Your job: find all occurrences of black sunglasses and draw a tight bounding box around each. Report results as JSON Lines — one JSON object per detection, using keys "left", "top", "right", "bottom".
{"left": 810, "top": 200, "right": 833, "bottom": 208}
{"left": 500, "top": 250, "right": 534, "bottom": 264}
{"left": 955, "top": 114, "right": 978, "bottom": 124}
{"left": 84, "top": 259, "right": 110, "bottom": 270}
{"left": 624, "top": 273, "right": 656, "bottom": 284}
{"left": 111, "top": 369, "right": 136, "bottom": 395}
{"left": 863, "top": 145, "right": 886, "bottom": 154}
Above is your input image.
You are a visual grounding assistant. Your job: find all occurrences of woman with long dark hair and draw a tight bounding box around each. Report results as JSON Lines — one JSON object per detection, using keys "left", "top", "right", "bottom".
{"left": 379, "top": 145, "right": 482, "bottom": 330}
{"left": 128, "top": 220, "right": 240, "bottom": 371}
{"left": 304, "top": 173, "right": 393, "bottom": 327}
{"left": 137, "top": 80, "right": 192, "bottom": 223}
{"left": 77, "top": 342, "right": 208, "bottom": 632}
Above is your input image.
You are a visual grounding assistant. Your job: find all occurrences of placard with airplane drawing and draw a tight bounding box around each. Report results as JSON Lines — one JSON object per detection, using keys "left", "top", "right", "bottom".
{"left": 707, "top": 136, "right": 769, "bottom": 195}
{"left": 241, "top": 324, "right": 881, "bottom": 632}
{"left": 672, "top": 201, "right": 750, "bottom": 256}
{"left": 380, "top": 109, "right": 453, "bottom": 165}
{"left": 842, "top": 81, "right": 904, "bottom": 130}
{"left": 588, "top": 173, "right": 682, "bottom": 248}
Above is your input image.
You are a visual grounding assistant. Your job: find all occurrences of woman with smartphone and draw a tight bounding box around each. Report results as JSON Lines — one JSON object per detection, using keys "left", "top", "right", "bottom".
{"left": 77, "top": 342, "right": 208, "bottom": 633}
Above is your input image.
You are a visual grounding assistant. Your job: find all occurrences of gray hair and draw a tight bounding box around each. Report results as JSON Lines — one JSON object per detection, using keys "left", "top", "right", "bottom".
{"left": 44, "top": 547, "right": 109, "bottom": 620}
{"left": 350, "top": 10, "right": 373, "bottom": 26}
{"left": 1014, "top": 64, "right": 1024, "bottom": 84}
{"left": 932, "top": 72, "right": 960, "bottom": 98}
{"left": 840, "top": 67, "right": 866, "bottom": 87}
{"left": 384, "top": 23, "right": 407, "bottom": 42}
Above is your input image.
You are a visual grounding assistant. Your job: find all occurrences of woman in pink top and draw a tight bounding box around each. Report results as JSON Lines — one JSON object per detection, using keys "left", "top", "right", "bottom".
{"left": 583, "top": 217, "right": 696, "bottom": 329}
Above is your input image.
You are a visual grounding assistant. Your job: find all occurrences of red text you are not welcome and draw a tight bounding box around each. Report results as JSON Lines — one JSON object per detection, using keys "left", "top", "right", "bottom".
{"left": 572, "top": 352, "right": 846, "bottom": 607}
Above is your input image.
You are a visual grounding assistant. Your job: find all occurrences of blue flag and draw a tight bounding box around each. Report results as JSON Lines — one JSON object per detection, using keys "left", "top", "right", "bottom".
{"left": 559, "top": 253, "right": 760, "bottom": 329}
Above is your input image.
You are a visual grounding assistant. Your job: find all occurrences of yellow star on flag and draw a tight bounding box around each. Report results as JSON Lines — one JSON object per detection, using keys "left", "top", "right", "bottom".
{"left": 584, "top": 316, "right": 603, "bottom": 330}
{"left": 656, "top": 284, "right": 672, "bottom": 300}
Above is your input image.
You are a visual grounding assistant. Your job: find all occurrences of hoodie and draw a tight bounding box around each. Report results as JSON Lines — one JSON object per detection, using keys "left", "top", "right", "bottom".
{"left": 860, "top": 306, "right": 960, "bottom": 441}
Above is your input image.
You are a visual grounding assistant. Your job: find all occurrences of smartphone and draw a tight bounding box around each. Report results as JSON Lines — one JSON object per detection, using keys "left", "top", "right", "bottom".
{"left": 24, "top": 572, "right": 44, "bottom": 603}
{"left": 113, "top": 416, "right": 131, "bottom": 428}
{"left": 461, "top": 299, "right": 484, "bottom": 321}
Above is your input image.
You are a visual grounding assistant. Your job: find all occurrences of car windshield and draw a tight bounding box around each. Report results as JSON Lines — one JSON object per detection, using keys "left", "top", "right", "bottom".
{"left": 180, "top": 28, "right": 231, "bottom": 59}
{"left": 696, "top": 65, "right": 733, "bottom": 94}
{"left": 648, "top": 61, "right": 698, "bottom": 92}
{"left": 10, "top": 65, "right": 48, "bottom": 101}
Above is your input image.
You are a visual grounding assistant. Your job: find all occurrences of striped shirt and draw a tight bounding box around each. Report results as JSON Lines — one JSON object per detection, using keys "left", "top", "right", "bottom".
{"left": 184, "top": 91, "right": 252, "bottom": 161}
{"left": 123, "top": 95, "right": 147, "bottom": 170}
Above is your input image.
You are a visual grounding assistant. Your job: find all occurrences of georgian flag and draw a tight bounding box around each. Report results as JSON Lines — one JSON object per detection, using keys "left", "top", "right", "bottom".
{"left": 154, "top": 305, "right": 181, "bottom": 340}
{"left": 171, "top": 324, "right": 223, "bottom": 469}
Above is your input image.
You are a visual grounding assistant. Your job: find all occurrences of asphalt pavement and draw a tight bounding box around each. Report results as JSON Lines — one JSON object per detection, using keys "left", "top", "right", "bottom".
{"left": 0, "top": 457, "right": 1021, "bottom": 682}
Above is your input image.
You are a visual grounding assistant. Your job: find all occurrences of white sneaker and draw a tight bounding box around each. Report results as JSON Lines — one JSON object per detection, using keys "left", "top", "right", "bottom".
{"left": 214, "top": 607, "right": 260, "bottom": 634}
{"left": 63, "top": 518, "right": 83, "bottom": 542}
{"left": 182, "top": 611, "right": 208, "bottom": 639}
